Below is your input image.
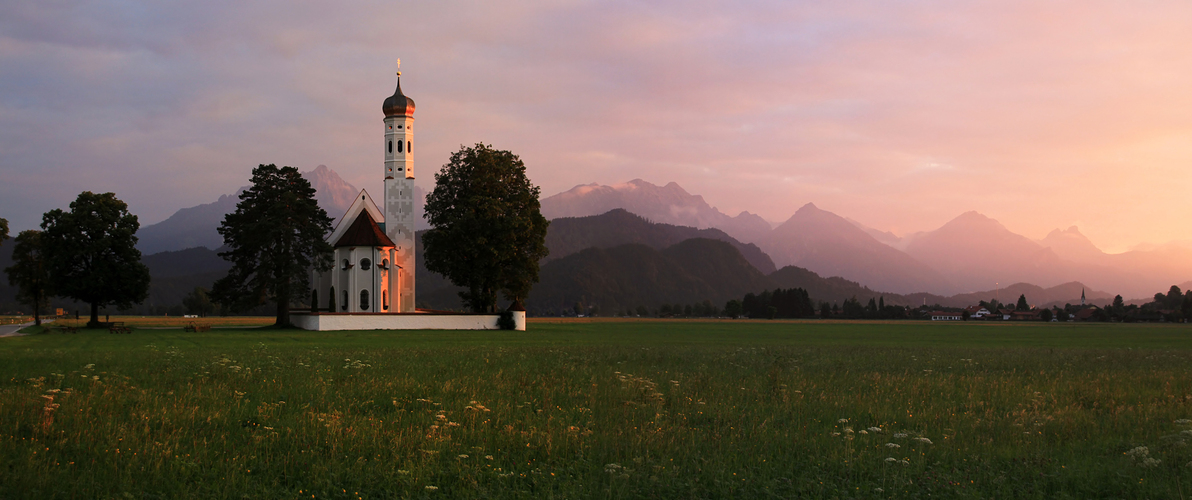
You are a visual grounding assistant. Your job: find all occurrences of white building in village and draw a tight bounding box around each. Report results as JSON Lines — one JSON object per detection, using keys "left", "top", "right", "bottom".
{"left": 292, "top": 70, "right": 524, "bottom": 331}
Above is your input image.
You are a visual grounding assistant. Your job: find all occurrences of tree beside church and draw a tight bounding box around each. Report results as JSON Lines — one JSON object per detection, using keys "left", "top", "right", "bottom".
{"left": 423, "top": 143, "right": 550, "bottom": 313}
{"left": 212, "top": 164, "right": 334, "bottom": 327}
{"left": 41, "top": 191, "right": 150, "bottom": 327}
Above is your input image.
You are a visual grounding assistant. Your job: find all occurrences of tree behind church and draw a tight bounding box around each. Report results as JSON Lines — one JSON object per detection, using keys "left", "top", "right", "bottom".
{"left": 40, "top": 192, "right": 150, "bottom": 327}
{"left": 423, "top": 144, "right": 549, "bottom": 313}
{"left": 211, "top": 164, "right": 333, "bottom": 327}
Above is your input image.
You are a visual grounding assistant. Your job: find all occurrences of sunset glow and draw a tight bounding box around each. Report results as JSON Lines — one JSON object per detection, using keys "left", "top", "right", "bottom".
{"left": 1, "top": 1, "right": 1190, "bottom": 252}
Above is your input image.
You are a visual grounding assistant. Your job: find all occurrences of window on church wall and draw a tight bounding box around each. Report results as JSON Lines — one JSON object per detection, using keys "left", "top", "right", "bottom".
{"left": 341, "top": 290, "right": 348, "bottom": 310}
{"left": 382, "top": 290, "right": 388, "bottom": 310}
{"left": 360, "top": 290, "right": 370, "bottom": 311}
{"left": 342, "top": 259, "right": 350, "bottom": 271}
{"left": 311, "top": 289, "right": 318, "bottom": 310}
{"left": 360, "top": 258, "right": 371, "bottom": 271}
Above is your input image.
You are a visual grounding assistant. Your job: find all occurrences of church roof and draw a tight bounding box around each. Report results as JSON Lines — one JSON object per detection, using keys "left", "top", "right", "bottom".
{"left": 382, "top": 75, "right": 415, "bottom": 117}
{"left": 334, "top": 209, "right": 395, "bottom": 248}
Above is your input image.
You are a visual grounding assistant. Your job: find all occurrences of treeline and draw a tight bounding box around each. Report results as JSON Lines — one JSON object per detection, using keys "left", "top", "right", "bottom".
{"left": 723, "top": 289, "right": 911, "bottom": 320}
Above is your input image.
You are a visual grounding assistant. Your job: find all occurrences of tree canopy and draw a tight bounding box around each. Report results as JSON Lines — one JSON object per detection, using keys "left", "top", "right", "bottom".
{"left": 211, "top": 164, "right": 333, "bottom": 327}
{"left": 1016, "top": 294, "right": 1029, "bottom": 311}
{"left": 0, "top": 217, "right": 8, "bottom": 247}
{"left": 41, "top": 192, "right": 150, "bottom": 326}
{"left": 4, "top": 230, "right": 50, "bottom": 326}
{"left": 423, "top": 144, "right": 550, "bottom": 313}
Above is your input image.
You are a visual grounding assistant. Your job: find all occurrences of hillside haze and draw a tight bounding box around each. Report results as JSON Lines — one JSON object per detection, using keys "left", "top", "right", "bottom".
{"left": 540, "top": 180, "right": 773, "bottom": 244}
{"left": 761, "top": 203, "right": 952, "bottom": 294}
{"left": 137, "top": 165, "right": 361, "bottom": 254}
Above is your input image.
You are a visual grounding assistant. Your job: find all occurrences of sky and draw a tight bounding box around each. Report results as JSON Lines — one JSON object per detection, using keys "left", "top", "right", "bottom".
{"left": 1, "top": 0, "right": 1190, "bottom": 253}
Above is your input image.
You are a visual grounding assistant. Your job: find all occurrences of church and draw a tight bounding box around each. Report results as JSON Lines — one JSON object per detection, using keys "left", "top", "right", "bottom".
{"left": 293, "top": 70, "right": 524, "bottom": 331}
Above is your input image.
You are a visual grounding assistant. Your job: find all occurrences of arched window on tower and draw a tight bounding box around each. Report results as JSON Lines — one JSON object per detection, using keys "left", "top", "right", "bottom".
{"left": 388, "top": 141, "right": 392, "bottom": 153}
{"left": 407, "top": 141, "right": 411, "bottom": 153}
{"left": 360, "top": 290, "right": 370, "bottom": 311}
{"left": 397, "top": 141, "right": 403, "bottom": 153}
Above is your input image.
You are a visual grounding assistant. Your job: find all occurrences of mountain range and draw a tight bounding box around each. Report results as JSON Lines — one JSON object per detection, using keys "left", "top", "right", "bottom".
{"left": 540, "top": 180, "right": 774, "bottom": 244}
{"left": 135, "top": 165, "right": 413, "bottom": 255}
{"left": 32, "top": 165, "right": 1187, "bottom": 315}
{"left": 541, "top": 179, "right": 1192, "bottom": 299}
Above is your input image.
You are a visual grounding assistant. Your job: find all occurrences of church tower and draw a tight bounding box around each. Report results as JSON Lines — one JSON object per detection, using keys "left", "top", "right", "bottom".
{"left": 382, "top": 69, "right": 416, "bottom": 312}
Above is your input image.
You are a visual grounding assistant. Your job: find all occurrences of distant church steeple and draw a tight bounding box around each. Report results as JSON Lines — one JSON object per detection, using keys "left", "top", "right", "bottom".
{"left": 1081, "top": 288, "right": 1086, "bottom": 306}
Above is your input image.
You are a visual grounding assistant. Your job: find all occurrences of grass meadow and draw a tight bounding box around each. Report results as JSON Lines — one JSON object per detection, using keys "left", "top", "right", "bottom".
{"left": 1, "top": 319, "right": 1191, "bottom": 499}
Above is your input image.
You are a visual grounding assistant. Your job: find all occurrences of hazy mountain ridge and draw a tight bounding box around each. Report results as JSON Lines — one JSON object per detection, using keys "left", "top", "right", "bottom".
{"left": 545, "top": 209, "right": 775, "bottom": 274}
{"left": 527, "top": 239, "right": 773, "bottom": 315}
{"left": 761, "top": 203, "right": 952, "bottom": 294}
{"left": 540, "top": 179, "right": 773, "bottom": 244}
{"left": 137, "top": 165, "right": 361, "bottom": 254}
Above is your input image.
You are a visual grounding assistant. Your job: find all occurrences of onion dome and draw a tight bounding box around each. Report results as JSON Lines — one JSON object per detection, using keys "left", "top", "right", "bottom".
{"left": 382, "top": 74, "right": 415, "bottom": 117}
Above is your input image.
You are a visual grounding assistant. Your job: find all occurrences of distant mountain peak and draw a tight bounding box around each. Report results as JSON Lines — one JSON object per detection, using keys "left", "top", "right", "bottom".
{"left": 137, "top": 165, "right": 359, "bottom": 254}
{"left": 796, "top": 202, "right": 820, "bottom": 213}
{"left": 540, "top": 179, "right": 773, "bottom": 244}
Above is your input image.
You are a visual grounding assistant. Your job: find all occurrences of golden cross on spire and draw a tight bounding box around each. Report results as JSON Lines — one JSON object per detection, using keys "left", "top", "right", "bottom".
{"left": 396, "top": 58, "right": 402, "bottom": 76}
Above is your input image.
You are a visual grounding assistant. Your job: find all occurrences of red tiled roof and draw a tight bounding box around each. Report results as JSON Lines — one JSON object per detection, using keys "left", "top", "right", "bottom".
{"left": 334, "top": 210, "right": 395, "bottom": 248}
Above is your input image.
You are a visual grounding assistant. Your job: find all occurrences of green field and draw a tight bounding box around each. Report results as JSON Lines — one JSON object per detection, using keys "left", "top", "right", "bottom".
{"left": 2, "top": 320, "right": 1191, "bottom": 498}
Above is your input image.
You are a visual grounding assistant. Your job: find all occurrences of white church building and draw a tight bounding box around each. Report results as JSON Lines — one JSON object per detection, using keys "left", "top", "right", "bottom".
{"left": 291, "top": 70, "right": 525, "bottom": 331}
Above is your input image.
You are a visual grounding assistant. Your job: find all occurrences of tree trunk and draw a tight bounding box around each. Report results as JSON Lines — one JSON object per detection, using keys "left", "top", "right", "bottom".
{"left": 33, "top": 294, "right": 41, "bottom": 327}
{"left": 276, "top": 293, "right": 290, "bottom": 327}
{"left": 88, "top": 302, "right": 100, "bottom": 328}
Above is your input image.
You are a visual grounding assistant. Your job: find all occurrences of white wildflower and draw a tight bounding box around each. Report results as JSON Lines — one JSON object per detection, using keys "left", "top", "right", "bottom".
{"left": 859, "top": 430, "right": 869, "bottom": 435}
{"left": 837, "top": 418, "right": 849, "bottom": 423}
{"left": 867, "top": 427, "right": 882, "bottom": 433}
{"left": 914, "top": 437, "right": 933, "bottom": 445}
{"left": 885, "top": 457, "right": 897, "bottom": 463}
{"left": 425, "top": 485, "right": 438, "bottom": 491}
{"left": 893, "top": 433, "right": 907, "bottom": 439}
{"left": 885, "top": 443, "right": 900, "bottom": 449}
{"left": 1125, "top": 446, "right": 1150, "bottom": 459}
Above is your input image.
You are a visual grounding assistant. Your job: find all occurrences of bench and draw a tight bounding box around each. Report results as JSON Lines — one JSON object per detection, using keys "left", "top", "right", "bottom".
{"left": 184, "top": 322, "right": 211, "bottom": 332}
{"left": 55, "top": 325, "right": 79, "bottom": 334}
{"left": 108, "top": 322, "right": 131, "bottom": 334}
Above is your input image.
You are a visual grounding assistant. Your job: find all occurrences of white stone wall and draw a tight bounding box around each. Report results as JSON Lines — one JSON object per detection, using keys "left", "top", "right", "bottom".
{"left": 291, "top": 311, "right": 526, "bottom": 331}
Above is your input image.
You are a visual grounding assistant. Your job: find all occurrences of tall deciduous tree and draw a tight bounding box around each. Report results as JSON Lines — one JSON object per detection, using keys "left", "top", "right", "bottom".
{"left": 211, "top": 164, "right": 333, "bottom": 327}
{"left": 423, "top": 144, "right": 550, "bottom": 313}
{"left": 4, "top": 230, "right": 51, "bottom": 326}
{"left": 41, "top": 192, "right": 150, "bottom": 327}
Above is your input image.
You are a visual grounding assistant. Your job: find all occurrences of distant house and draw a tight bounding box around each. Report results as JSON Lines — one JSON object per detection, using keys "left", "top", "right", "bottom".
{"left": 1010, "top": 310, "right": 1042, "bottom": 321}
{"left": 964, "top": 306, "right": 992, "bottom": 319}
{"left": 931, "top": 311, "right": 962, "bottom": 321}
{"left": 1073, "top": 307, "right": 1100, "bottom": 321}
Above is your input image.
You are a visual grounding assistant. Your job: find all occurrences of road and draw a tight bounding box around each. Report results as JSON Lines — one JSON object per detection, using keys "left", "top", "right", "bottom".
{"left": 0, "top": 319, "right": 52, "bottom": 338}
